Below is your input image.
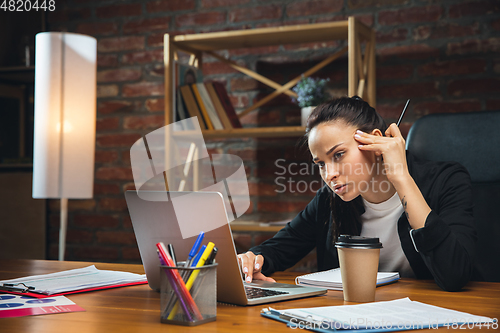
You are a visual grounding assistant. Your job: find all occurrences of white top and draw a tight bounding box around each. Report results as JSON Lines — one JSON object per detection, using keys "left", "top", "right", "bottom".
{"left": 360, "top": 192, "right": 415, "bottom": 278}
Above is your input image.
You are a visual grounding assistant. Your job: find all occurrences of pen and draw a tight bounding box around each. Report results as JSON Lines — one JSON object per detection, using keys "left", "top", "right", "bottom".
{"left": 156, "top": 242, "right": 203, "bottom": 321}
{"left": 396, "top": 99, "right": 410, "bottom": 127}
{"left": 206, "top": 247, "right": 218, "bottom": 265}
{"left": 167, "top": 242, "right": 215, "bottom": 320}
{"left": 167, "top": 244, "right": 177, "bottom": 266}
{"left": 185, "top": 232, "right": 204, "bottom": 268}
{"left": 191, "top": 245, "right": 206, "bottom": 267}
{"left": 181, "top": 232, "right": 204, "bottom": 282}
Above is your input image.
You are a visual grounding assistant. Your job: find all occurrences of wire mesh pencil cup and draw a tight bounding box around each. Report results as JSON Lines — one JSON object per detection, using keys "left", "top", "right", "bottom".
{"left": 160, "top": 263, "right": 217, "bottom": 326}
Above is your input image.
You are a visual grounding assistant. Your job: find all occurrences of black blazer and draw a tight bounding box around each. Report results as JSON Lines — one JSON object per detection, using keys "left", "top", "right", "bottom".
{"left": 250, "top": 152, "right": 477, "bottom": 291}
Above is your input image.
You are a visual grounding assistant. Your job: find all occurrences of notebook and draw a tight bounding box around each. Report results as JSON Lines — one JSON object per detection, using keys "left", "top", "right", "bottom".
{"left": 125, "top": 190, "right": 327, "bottom": 305}
{"left": 295, "top": 268, "right": 400, "bottom": 290}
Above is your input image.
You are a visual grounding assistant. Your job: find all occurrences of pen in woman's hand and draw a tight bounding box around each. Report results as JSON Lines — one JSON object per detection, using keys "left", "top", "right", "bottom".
{"left": 396, "top": 99, "right": 410, "bottom": 127}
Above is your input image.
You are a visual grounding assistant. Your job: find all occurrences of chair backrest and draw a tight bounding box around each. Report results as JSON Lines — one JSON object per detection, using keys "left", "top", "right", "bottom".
{"left": 406, "top": 110, "right": 500, "bottom": 282}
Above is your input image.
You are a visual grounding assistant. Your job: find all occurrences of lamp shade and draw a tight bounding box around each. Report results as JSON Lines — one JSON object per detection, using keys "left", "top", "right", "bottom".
{"left": 32, "top": 32, "right": 97, "bottom": 199}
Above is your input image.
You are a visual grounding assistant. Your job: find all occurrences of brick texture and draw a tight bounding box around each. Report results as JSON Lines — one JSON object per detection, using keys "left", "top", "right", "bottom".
{"left": 229, "top": 5, "right": 282, "bottom": 23}
{"left": 43, "top": 0, "right": 499, "bottom": 267}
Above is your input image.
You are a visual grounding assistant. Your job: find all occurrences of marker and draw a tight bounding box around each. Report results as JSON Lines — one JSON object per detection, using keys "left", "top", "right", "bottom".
{"left": 206, "top": 247, "right": 218, "bottom": 265}
{"left": 396, "top": 99, "right": 410, "bottom": 127}
{"left": 167, "top": 244, "right": 177, "bottom": 266}
{"left": 156, "top": 249, "right": 193, "bottom": 321}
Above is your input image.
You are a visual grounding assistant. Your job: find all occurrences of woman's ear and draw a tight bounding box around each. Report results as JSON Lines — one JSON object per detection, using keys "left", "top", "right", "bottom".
{"left": 371, "top": 128, "right": 383, "bottom": 137}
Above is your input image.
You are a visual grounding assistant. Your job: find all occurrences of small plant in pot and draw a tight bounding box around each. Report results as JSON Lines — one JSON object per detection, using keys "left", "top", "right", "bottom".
{"left": 292, "top": 76, "right": 330, "bottom": 126}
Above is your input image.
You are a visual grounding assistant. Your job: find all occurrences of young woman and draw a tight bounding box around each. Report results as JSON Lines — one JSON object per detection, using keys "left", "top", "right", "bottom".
{"left": 238, "top": 96, "right": 476, "bottom": 291}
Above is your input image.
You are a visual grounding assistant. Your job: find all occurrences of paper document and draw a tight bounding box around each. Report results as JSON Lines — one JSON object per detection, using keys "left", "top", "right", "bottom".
{"left": 0, "top": 265, "right": 147, "bottom": 296}
{"left": 0, "top": 294, "right": 85, "bottom": 318}
{"left": 295, "top": 268, "right": 399, "bottom": 290}
{"left": 264, "top": 298, "right": 495, "bottom": 331}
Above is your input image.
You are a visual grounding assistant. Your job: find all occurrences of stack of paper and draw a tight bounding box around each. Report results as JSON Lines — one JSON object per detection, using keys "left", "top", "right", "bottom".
{"left": 262, "top": 298, "right": 495, "bottom": 332}
{"left": 295, "top": 268, "right": 399, "bottom": 290}
{"left": 0, "top": 294, "right": 85, "bottom": 318}
{"left": 0, "top": 265, "right": 147, "bottom": 297}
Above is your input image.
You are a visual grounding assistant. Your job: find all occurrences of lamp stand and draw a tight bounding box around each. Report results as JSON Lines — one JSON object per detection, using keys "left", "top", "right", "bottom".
{"left": 59, "top": 198, "right": 68, "bottom": 261}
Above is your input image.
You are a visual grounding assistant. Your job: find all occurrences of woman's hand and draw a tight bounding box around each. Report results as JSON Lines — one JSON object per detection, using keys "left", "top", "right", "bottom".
{"left": 354, "top": 123, "right": 431, "bottom": 229}
{"left": 237, "top": 251, "right": 276, "bottom": 283}
{"left": 354, "top": 123, "right": 409, "bottom": 186}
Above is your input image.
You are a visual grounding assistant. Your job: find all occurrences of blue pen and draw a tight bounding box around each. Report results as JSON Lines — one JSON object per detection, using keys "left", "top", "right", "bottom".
{"left": 185, "top": 232, "right": 204, "bottom": 268}
{"left": 191, "top": 245, "right": 206, "bottom": 267}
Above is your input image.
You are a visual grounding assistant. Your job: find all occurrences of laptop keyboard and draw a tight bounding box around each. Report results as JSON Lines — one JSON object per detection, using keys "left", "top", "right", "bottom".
{"left": 245, "top": 286, "right": 289, "bottom": 299}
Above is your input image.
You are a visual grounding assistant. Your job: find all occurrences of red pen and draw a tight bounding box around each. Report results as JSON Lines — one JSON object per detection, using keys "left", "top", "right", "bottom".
{"left": 156, "top": 242, "right": 203, "bottom": 321}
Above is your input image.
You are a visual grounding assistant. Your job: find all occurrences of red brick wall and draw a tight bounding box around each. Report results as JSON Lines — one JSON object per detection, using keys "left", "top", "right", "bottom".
{"left": 46, "top": 0, "right": 500, "bottom": 264}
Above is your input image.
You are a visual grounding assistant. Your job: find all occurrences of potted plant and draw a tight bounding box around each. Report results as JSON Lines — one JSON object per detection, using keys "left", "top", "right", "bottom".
{"left": 292, "top": 76, "right": 330, "bottom": 126}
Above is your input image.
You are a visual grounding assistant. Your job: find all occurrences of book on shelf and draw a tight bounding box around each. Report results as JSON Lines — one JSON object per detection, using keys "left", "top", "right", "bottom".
{"left": 179, "top": 85, "right": 207, "bottom": 129}
{"left": 173, "top": 62, "right": 203, "bottom": 123}
{"left": 197, "top": 82, "right": 225, "bottom": 130}
{"left": 295, "top": 268, "right": 400, "bottom": 291}
{"left": 195, "top": 83, "right": 225, "bottom": 130}
{"left": 176, "top": 89, "right": 188, "bottom": 121}
{"left": 191, "top": 83, "right": 214, "bottom": 130}
{"left": 205, "top": 82, "right": 233, "bottom": 129}
{"left": 211, "top": 81, "right": 242, "bottom": 129}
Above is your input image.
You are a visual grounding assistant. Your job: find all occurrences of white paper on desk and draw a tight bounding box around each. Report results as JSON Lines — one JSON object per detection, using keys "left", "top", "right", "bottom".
{"left": 0, "top": 265, "right": 146, "bottom": 295}
{"left": 277, "top": 298, "right": 494, "bottom": 330}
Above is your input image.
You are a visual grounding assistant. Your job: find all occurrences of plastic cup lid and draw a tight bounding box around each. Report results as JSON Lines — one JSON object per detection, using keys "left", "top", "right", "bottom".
{"left": 334, "top": 235, "right": 383, "bottom": 249}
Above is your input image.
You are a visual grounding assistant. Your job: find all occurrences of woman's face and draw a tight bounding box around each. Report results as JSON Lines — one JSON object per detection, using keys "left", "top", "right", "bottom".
{"left": 308, "top": 121, "right": 380, "bottom": 202}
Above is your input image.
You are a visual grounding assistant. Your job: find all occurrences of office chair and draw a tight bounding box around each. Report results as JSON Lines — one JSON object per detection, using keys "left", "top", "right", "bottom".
{"left": 406, "top": 110, "right": 500, "bottom": 282}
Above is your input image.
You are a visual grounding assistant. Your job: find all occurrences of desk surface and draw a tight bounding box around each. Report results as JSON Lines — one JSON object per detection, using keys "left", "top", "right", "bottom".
{"left": 1, "top": 260, "right": 498, "bottom": 332}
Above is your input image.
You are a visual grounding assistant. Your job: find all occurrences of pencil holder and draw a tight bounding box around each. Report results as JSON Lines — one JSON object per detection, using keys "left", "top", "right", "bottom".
{"left": 160, "top": 263, "right": 217, "bottom": 326}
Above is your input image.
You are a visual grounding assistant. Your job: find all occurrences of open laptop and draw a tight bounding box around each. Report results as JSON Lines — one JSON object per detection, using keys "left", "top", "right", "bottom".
{"left": 125, "top": 190, "right": 327, "bottom": 305}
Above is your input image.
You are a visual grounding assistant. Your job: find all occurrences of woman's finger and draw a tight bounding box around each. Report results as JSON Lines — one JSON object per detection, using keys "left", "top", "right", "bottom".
{"left": 254, "top": 255, "right": 264, "bottom": 273}
{"left": 237, "top": 252, "right": 256, "bottom": 282}
{"left": 385, "top": 123, "right": 403, "bottom": 139}
{"left": 253, "top": 272, "right": 276, "bottom": 282}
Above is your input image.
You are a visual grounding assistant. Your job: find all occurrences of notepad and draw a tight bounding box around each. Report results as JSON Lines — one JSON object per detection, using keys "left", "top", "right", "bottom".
{"left": 0, "top": 265, "right": 147, "bottom": 298}
{"left": 295, "top": 268, "right": 399, "bottom": 290}
{"left": 262, "top": 298, "right": 495, "bottom": 332}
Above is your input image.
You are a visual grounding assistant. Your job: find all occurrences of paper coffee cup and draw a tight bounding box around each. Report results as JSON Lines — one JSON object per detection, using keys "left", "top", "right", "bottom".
{"left": 335, "top": 235, "right": 382, "bottom": 303}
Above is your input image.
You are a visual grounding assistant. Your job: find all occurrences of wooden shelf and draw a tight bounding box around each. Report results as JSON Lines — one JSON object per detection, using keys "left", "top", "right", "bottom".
{"left": 173, "top": 21, "right": 351, "bottom": 51}
{"left": 164, "top": 17, "right": 376, "bottom": 138}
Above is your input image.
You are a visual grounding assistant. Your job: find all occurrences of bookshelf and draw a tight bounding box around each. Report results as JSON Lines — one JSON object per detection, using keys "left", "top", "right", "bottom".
{"left": 163, "top": 17, "right": 376, "bottom": 138}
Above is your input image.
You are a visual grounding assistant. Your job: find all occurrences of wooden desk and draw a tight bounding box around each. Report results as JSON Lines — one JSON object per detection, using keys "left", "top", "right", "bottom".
{"left": 1, "top": 260, "right": 498, "bottom": 332}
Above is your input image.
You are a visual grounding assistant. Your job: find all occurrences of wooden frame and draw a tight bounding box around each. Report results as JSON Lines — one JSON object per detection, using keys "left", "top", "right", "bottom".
{"left": 164, "top": 17, "right": 376, "bottom": 138}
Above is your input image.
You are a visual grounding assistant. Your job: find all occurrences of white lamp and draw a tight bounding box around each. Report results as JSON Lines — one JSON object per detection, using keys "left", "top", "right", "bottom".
{"left": 32, "top": 32, "right": 97, "bottom": 261}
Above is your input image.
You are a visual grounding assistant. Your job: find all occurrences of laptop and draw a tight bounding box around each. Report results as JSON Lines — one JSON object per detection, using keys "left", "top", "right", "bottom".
{"left": 125, "top": 190, "right": 327, "bottom": 305}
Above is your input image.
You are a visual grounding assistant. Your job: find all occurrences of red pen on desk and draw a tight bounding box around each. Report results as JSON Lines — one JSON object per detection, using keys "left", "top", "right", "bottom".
{"left": 156, "top": 242, "right": 203, "bottom": 321}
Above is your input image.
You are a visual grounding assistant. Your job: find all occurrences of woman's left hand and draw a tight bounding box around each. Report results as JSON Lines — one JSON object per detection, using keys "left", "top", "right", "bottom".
{"left": 354, "top": 123, "right": 409, "bottom": 185}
